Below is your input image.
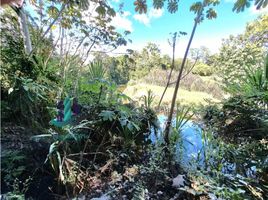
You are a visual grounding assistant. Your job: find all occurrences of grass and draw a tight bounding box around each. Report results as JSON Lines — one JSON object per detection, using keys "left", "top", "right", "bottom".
{"left": 123, "top": 83, "right": 220, "bottom": 107}
{"left": 138, "top": 69, "right": 225, "bottom": 99}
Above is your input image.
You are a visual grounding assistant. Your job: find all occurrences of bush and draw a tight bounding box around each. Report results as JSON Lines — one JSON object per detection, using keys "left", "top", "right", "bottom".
{"left": 0, "top": 11, "right": 59, "bottom": 127}
{"left": 140, "top": 69, "right": 224, "bottom": 99}
{"left": 192, "top": 63, "right": 214, "bottom": 76}
{"left": 203, "top": 95, "right": 268, "bottom": 142}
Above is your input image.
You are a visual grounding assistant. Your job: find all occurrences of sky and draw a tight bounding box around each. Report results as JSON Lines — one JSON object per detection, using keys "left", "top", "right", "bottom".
{"left": 108, "top": 0, "right": 268, "bottom": 58}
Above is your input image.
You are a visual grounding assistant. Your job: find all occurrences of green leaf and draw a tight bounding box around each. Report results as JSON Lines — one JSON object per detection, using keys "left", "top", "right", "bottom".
{"left": 23, "top": 86, "right": 29, "bottom": 91}
{"left": 232, "top": 0, "right": 251, "bottom": 13}
{"left": 107, "top": 7, "right": 116, "bottom": 17}
{"left": 254, "top": 0, "right": 268, "bottom": 9}
{"left": 134, "top": 0, "right": 148, "bottom": 14}
{"left": 31, "top": 134, "right": 53, "bottom": 142}
{"left": 96, "top": 5, "right": 106, "bottom": 16}
{"left": 47, "top": 6, "right": 59, "bottom": 18}
{"left": 206, "top": 8, "right": 217, "bottom": 19}
{"left": 99, "top": 110, "right": 116, "bottom": 121}
{"left": 131, "top": 122, "right": 141, "bottom": 131}
{"left": 168, "top": 0, "right": 179, "bottom": 14}
{"left": 153, "top": 0, "right": 165, "bottom": 9}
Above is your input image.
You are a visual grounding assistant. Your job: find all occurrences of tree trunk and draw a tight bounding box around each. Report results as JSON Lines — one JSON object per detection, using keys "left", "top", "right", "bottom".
{"left": 158, "top": 32, "right": 177, "bottom": 108}
{"left": 17, "top": 6, "right": 32, "bottom": 54}
{"left": 164, "top": 18, "right": 199, "bottom": 144}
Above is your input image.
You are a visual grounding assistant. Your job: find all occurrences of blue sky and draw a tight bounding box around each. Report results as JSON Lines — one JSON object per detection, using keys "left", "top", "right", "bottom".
{"left": 21, "top": 0, "right": 267, "bottom": 59}
{"left": 109, "top": 0, "right": 268, "bottom": 57}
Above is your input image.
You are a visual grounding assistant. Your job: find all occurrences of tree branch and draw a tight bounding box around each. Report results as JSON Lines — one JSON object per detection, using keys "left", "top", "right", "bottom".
{"left": 158, "top": 32, "right": 177, "bottom": 109}
{"left": 29, "top": 2, "right": 68, "bottom": 56}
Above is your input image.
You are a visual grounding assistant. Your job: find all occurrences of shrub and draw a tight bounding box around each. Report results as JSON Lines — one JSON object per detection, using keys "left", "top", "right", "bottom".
{"left": 192, "top": 62, "right": 214, "bottom": 76}
{"left": 140, "top": 69, "right": 224, "bottom": 99}
{"left": 0, "top": 11, "right": 59, "bottom": 127}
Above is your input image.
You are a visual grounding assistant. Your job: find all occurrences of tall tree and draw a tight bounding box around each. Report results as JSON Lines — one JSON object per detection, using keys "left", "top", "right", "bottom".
{"left": 216, "top": 14, "right": 268, "bottom": 91}
{"left": 163, "top": 0, "right": 219, "bottom": 144}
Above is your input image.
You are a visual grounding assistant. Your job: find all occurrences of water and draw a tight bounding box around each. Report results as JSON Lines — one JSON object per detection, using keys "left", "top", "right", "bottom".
{"left": 150, "top": 115, "right": 257, "bottom": 176}
{"left": 150, "top": 115, "right": 204, "bottom": 169}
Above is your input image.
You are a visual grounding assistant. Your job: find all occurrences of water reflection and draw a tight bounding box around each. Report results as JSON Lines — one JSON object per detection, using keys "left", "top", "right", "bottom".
{"left": 150, "top": 115, "right": 204, "bottom": 169}
{"left": 150, "top": 115, "right": 257, "bottom": 177}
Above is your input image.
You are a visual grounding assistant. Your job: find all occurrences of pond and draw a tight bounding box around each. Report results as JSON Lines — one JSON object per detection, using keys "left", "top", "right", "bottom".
{"left": 150, "top": 115, "right": 257, "bottom": 177}
{"left": 150, "top": 115, "right": 204, "bottom": 169}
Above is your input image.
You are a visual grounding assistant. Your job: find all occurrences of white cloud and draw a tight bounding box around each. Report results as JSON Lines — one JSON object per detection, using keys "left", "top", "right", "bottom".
{"left": 111, "top": 0, "right": 120, "bottom": 2}
{"left": 249, "top": 5, "right": 268, "bottom": 15}
{"left": 111, "top": 11, "right": 134, "bottom": 32}
{"left": 133, "top": 8, "right": 164, "bottom": 26}
{"left": 123, "top": 11, "right": 131, "bottom": 17}
{"left": 133, "top": 14, "right": 150, "bottom": 26}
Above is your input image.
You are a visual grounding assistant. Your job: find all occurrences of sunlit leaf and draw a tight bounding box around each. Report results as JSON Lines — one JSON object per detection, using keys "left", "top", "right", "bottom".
{"left": 255, "top": 0, "right": 268, "bottom": 9}
{"left": 96, "top": 5, "right": 106, "bottom": 16}
{"left": 168, "top": 0, "right": 179, "bottom": 14}
{"left": 134, "top": 0, "right": 148, "bottom": 14}
{"left": 206, "top": 8, "right": 217, "bottom": 19}
{"left": 153, "top": 0, "right": 165, "bottom": 9}
{"left": 190, "top": 2, "right": 203, "bottom": 14}
{"left": 232, "top": 0, "right": 251, "bottom": 13}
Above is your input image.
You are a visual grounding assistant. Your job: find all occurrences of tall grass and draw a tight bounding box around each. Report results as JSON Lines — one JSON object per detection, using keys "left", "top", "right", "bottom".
{"left": 88, "top": 61, "right": 106, "bottom": 81}
{"left": 140, "top": 69, "right": 224, "bottom": 99}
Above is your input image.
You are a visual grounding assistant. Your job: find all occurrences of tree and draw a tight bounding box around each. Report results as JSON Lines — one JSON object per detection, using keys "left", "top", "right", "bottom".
{"left": 129, "top": 42, "right": 162, "bottom": 79}
{"left": 0, "top": 9, "right": 60, "bottom": 126}
{"left": 8, "top": 2, "right": 33, "bottom": 55}
{"left": 109, "top": 55, "right": 134, "bottom": 84}
{"left": 216, "top": 14, "right": 268, "bottom": 90}
{"left": 158, "top": 31, "right": 189, "bottom": 108}
{"left": 190, "top": 46, "right": 211, "bottom": 65}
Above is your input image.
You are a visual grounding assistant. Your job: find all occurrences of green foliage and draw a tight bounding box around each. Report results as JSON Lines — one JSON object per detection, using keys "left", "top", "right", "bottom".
{"left": 199, "top": 48, "right": 268, "bottom": 198}
{"left": 153, "top": 0, "right": 165, "bottom": 9}
{"left": 139, "top": 89, "right": 156, "bottom": 110}
{"left": 139, "top": 144, "right": 169, "bottom": 184}
{"left": 6, "top": 77, "right": 50, "bottom": 123}
{"left": 109, "top": 55, "right": 134, "bottom": 84}
{"left": 78, "top": 75, "right": 127, "bottom": 105}
{"left": 134, "top": 0, "right": 148, "bottom": 14}
{"left": 202, "top": 93, "right": 267, "bottom": 143}
{"left": 32, "top": 74, "right": 158, "bottom": 192}
{"left": 233, "top": 0, "right": 268, "bottom": 12}
{"left": 244, "top": 61, "right": 267, "bottom": 93}
{"left": 170, "top": 105, "right": 193, "bottom": 144}
{"left": 130, "top": 43, "right": 163, "bottom": 80}
{"left": 188, "top": 129, "right": 268, "bottom": 200}
{"left": 192, "top": 62, "right": 214, "bottom": 76}
{"left": 190, "top": 46, "right": 212, "bottom": 64}
{"left": 1, "top": 150, "right": 27, "bottom": 187}
{"left": 216, "top": 14, "right": 267, "bottom": 88}
{"left": 88, "top": 61, "right": 106, "bottom": 81}
{"left": 2, "top": 0, "right": 268, "bottom": 199}
{"left": 0, "top": 10, "right": 58, "bottom": 127}
{"left": 132, "top": 181, "right": 146, "bottom": 200}
{"left": 167, "top": 0, "right": 179, "bottom": 13}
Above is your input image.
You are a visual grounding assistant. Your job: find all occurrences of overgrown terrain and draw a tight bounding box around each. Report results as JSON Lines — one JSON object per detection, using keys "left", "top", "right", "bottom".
{"left": 0, "top": 0, "right": 268, "bottom": 200}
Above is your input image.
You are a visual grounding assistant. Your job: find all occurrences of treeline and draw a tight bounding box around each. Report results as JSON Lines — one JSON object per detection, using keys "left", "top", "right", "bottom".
{"left": 93, "top": 14, "right": 267, "bottom": 86}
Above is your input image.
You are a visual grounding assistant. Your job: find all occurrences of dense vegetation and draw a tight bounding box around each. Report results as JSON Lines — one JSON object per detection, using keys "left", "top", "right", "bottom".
{"left": 1, "top": 0, "right": 267, "bottom": 200}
